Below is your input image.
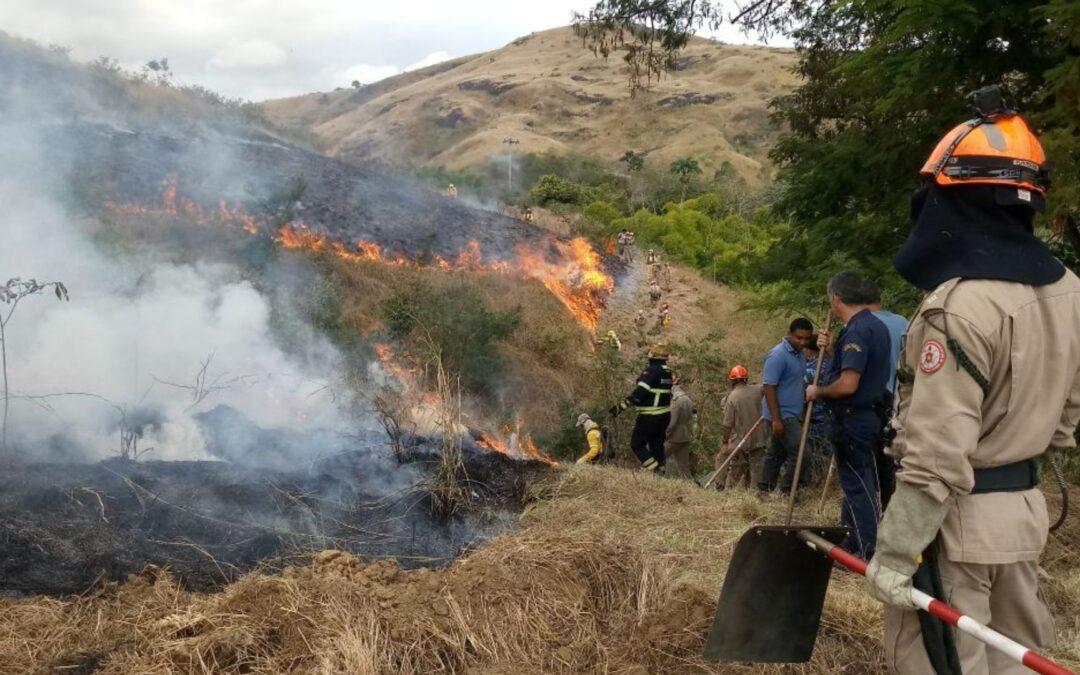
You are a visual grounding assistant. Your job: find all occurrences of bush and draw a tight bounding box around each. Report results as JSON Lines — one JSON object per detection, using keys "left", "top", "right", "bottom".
{"left": 530, "top": 174, "right": 591, "bottom": 206}
{"left": 613, "top": 197, "right": 788, "bottom": 285}
{"left": 381, "top": 281, "right": 522, "bottom": 394}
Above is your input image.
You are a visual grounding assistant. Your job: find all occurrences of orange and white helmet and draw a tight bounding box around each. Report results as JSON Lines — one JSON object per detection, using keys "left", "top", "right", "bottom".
{"left": 921, "top": 114, "right": 1048, "bottom": 196}
{"left": 728, "top": 364, "right": 749, "bottom": 382}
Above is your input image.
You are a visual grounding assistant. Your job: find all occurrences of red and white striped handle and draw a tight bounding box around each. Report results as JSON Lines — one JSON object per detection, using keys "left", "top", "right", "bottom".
{"left": 799, "top": 531, "right": 1074, "bottom": 675}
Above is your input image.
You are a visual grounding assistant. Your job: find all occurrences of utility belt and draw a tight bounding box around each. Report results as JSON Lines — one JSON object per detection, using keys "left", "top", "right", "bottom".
{"left": 971, "top": 458, "right": 1040, "bottom": 494}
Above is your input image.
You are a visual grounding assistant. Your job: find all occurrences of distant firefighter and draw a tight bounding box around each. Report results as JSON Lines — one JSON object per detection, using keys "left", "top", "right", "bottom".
{"left": 633, "top": 309, "right": 648, "bottom": 347}
{"left": 648, "top": 281, "right": 662, "bottom": 307}
{"left": 594, "top": 329, "right": 622, "bottom": 352}
{"left": 446, "top": 183, "right": 458, "bottom": 198}
{"left": 655, "top": 302, "right": 670, "bottom": 331}
{"left": 523, "top": 207, "right": 534, "bottom": 223}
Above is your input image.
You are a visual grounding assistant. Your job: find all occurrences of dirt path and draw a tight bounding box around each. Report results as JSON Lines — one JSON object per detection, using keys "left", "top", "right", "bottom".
{"left": 598, "top": 247, "right": 782, "bottom": 372}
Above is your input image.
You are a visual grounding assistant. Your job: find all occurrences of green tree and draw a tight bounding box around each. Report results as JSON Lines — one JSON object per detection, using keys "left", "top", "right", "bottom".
{"left": 573, "top": 1, "right": 725, "bottom": 95}
{"left": 619, "top": 150, "right": 645, "bottom": 172}
{"left": 530, "top": 174, "right": 587, "bottom": 206}
{"left": 579, "top": 0, "right": 1080, "bottom": 313}
{"left": 669, "top": 157, "right": 702, "bottom": 200}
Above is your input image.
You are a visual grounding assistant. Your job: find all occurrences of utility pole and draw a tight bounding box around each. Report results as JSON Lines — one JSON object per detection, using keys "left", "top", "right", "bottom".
{"left": 503, "top": 137, "right": 520, "bottom": 192}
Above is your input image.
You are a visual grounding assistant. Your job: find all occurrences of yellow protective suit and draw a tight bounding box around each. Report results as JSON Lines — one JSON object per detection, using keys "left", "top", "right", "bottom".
{"left": 576, "top": 421, "right": 603, "bottom": 464}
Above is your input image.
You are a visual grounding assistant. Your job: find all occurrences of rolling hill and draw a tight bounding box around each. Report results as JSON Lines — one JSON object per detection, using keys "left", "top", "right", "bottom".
{"left": 261, "top": 26, "right": 799, "bottom": 185}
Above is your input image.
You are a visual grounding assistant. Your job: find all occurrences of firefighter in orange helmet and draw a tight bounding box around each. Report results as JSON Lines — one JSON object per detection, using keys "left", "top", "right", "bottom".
{"left": 728, "top": 364, "right": 749, "bottom": 381}
{"left": 718, "top": 364, "right": 767, "bottom": 489}
{"left": 919, "top": 87, "right": 1048, "bottom": 199}
{"left": 869, "top": 87, "right": 1077, "bottom": 673}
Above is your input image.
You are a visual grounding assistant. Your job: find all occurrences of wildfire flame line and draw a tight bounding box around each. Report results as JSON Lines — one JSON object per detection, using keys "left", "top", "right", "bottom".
{"left": 372, "top": 342, "right": 556, "bottom": 466}
{"left": 105, "top": 179, "right": 613, "bottom": 332}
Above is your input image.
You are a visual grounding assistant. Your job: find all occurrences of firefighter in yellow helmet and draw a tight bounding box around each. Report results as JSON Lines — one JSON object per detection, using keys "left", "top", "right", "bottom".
{"left": 575, "top": 413, "right": 603, "bottom": 464}
{"left": 866, "top": 87, "right": 1079, "bottom": 673}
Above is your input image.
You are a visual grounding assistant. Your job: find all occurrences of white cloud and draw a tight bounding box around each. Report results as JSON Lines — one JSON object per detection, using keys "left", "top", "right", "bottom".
{"left": 207, "top": 38, "right": 288, "bottom": 70}
{"left": 0, "top": 1, "right": 783, "bottom": 101}
{"left": 405, "top": 50, "right": 451, "bottom": 72}
{"left": 341, "top": 62, "right": 401, "bottom": 85}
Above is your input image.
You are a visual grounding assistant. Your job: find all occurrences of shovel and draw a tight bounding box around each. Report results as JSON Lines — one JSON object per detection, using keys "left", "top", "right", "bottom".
{"left": 702, "top": 526, "right": 1074, "bottom": 675}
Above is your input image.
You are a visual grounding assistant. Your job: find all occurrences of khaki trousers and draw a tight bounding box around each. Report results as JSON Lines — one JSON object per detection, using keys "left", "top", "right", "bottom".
{"left": 885, "top": 558, "right": 1055, "bottom": 675}
{"left": 722, "top": 446, "right": 766, "bottom": 489}
{"left": 665, "top": 441, "right": 691, "bottom": 479}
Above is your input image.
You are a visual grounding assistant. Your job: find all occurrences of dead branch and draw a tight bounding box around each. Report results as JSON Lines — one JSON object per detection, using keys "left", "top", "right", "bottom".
{"left": 77, "top": 487, "right": 109, "bottom": 523}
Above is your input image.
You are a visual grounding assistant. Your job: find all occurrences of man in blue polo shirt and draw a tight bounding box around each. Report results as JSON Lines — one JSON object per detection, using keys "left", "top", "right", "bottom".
{"left": 757, "top": 317, "right": 814, "bottom": 494}
{"left": 807, "top": 271, "right": 891, "bottom": 559}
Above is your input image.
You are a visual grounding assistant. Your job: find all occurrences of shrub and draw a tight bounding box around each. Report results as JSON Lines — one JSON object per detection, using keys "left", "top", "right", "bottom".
{"left": 381, "top": 281, "right": 522, "bottom": 394}
{"left": 530, "top": 174, "right": 588, "bottom": 206}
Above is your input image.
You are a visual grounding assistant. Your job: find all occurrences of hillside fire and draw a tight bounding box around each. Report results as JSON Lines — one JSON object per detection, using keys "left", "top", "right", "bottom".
{"left": 372, "top": 342, "right": 556, "bottom": 466}
{"left": 105, "top": 180, "right": 614, "bottom": 333}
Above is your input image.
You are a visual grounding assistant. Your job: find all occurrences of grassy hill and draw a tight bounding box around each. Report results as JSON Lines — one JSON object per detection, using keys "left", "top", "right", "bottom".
{"left": 260, "top": 26, "right": 799, "bottom": 185}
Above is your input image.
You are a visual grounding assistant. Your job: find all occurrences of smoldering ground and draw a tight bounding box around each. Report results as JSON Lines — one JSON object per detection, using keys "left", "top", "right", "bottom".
{"left": 0, "top": 35, "right": 551, "bottom": 596}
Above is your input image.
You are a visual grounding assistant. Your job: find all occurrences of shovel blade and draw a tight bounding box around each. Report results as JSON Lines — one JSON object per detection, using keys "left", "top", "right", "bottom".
{"left": 702, "top": 525, "right": 849, "bottom": 663}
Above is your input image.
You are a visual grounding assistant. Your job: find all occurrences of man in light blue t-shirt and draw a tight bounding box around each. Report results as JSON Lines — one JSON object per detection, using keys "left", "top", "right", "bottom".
{"left": 757, "top": 317, "right": 814, "bottom": 493}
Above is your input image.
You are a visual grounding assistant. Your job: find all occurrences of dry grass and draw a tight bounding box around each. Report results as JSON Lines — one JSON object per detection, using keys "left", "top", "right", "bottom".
{"left": 7, "top": 469, "right": 1073, "bottom": 674}
{"left": 260, "top": 26, "right": 799, "bottom": 185}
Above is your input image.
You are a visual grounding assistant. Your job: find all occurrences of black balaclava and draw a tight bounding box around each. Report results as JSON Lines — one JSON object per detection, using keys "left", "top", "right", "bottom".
{"left": 893, "top": 183, "right": 1065, "bottom": 291}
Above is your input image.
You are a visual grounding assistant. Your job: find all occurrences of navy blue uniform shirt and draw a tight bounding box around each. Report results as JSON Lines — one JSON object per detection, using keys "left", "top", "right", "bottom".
{"left": 824, "top": 309, "right": 891, "bottom": 408}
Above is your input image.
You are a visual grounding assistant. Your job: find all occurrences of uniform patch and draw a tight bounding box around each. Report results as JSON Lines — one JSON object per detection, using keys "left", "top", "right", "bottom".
{"left": 919, "top": 339, "right": 947, "bottom": 374}
{"left": 843, "top": 343, "right": 863, "bottom": 353}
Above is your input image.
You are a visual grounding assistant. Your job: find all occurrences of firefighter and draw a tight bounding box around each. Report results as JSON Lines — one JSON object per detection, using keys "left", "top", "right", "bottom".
{"left": 633, "top": 309, "right": 648, "bottom": 347}
{"left": 862, "top": 87, "right": 1080, "bottom": 673}
{"left": 626, "top": 231, "right": 636, "bottom": 261}
{"left": 661, "top": 260, "right": 673, "bottom": 291}
{"left": 446, "top": 183, "right": 457, "bottom": 198}
{"left": 611, "top": 344, "right": 673, "bottom": 473}
{"left": 616, "top": 230, "right": 628, "bottom": 261}
{"left": 720, "top": 365, "right": 768, "bottom": 489}
{"left": 648, "top": 282, "right": 662, "bottom": 307}
{"left": 523, "top": 207, "right": 534, "bottom": 223}
{"left": 655, "top": 302, "right": 670, "bottom": 331}
{"left": 575, "top": 413, "right": 603, "bottom": 465}
{"left": 594, "top": 329, "right": 621, "bottom": 352}
{"left": 646, "top": 248, "right": 657, "bottom": 265}
{"left": 651, "top": 262, "right": 663, "bottom": 285}
{"left": 665, "top": 373, "right": 695, "bottom": 479}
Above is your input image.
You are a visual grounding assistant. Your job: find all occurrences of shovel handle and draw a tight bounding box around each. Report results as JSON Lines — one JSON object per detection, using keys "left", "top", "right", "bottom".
{"left": 799, "top": 531, "right": 1073, "bottom": 675}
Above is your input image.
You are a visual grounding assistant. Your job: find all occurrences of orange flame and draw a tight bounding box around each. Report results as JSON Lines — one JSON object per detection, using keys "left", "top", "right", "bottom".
{"left": 105, "top": 180, "right": 614, "bottom": 333}
{"left": 374, "top": 343, "right": 556, "bottom": 465}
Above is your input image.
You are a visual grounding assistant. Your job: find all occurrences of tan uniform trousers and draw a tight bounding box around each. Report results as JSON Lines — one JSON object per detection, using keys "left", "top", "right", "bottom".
{"left": 885, "top": 558, "right": 1055, "bottom": 674}
{"left": 721, "top": 445, "right": 765, "bottom": 489}
{"left": 665, "top": 441, "right": 691, "bottom": 479}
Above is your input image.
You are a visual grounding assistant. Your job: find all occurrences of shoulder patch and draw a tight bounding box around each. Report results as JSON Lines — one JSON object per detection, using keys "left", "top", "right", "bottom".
{"left": 843, "top": 343, "right": 863, "bottom": 353}
{"left": 919, "top": 339, "right": 947, "bottom": 375}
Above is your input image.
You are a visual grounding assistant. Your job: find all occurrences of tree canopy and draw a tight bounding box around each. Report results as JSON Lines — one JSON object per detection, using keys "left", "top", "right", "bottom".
{"left": 577, "top": 0, "right": 1080, "bottom": 311}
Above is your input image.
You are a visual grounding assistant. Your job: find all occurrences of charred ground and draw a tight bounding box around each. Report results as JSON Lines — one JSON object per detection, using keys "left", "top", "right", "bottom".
{"left": 0, "top": 431, "right": 547, "bottom": 596}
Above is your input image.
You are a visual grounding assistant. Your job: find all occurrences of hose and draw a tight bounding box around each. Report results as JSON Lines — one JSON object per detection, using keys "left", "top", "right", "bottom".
{"left": 1049, "top": 451, "right": 1069, "bottom": 533}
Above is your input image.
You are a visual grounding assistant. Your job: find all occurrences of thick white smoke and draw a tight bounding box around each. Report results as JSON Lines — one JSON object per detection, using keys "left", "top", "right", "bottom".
{"left": 0, "top": 174, "right": 352, "bottom": 463}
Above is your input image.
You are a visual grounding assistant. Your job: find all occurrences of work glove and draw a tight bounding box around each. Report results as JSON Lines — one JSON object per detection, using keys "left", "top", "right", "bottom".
{"left": 865, "top": 481, "right": 950, "bottom": 610}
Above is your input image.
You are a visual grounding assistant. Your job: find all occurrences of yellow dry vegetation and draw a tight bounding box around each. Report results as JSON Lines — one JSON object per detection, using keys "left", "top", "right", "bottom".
{"left": 3, "top": 468, "right": 1076, "bottom": 673}
{"left": 260, "top": 27, "right": 798, "bottom": 185}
